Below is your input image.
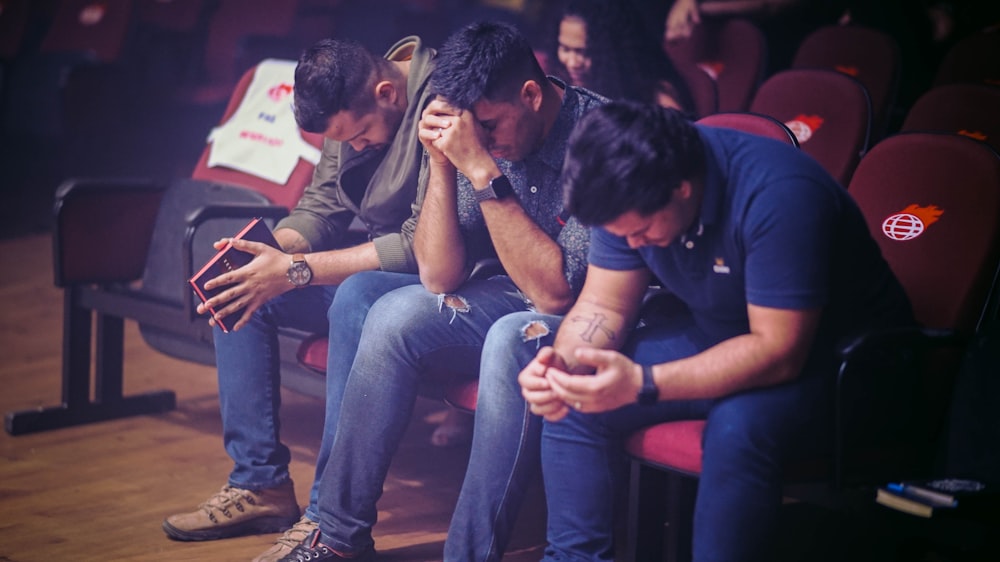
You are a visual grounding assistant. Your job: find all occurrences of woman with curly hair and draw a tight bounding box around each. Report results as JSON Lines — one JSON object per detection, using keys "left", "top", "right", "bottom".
{"left": 549, "top": 0, "right": 695, "bottom": 112}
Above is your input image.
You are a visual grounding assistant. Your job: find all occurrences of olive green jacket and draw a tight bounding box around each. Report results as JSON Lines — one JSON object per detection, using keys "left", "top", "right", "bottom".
{"left": 274, "top": 36, "right": 435, "bottom": 272}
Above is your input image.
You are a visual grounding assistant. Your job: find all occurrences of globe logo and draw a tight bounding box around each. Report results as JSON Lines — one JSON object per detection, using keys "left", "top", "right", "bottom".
{"left": 785, "top": 120, "right": 814, "bottom": 144}
{"left": 784, "top": 115, "right": 823, "bottom": 145}
{"left": 882, "top": 213, "right": 925, "bottom": 240}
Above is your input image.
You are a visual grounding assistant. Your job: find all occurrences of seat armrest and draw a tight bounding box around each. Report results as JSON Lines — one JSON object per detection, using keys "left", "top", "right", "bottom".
{"left": 181, "top": 203, "right": 290, "bottom": 320}
{"left": 183, "top": 203, "right": 290, "bottom": 227}
{"left": 52, "top": 178, "right": 168, "bottom": 287}
{"left": 835, "top": 326, "right": 961, "bottom": 359}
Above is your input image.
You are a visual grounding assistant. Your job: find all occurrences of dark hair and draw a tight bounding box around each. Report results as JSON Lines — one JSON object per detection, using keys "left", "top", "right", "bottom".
{"left": 293, "top": 38, "right": 388, "bottom": 133}
{"left": 549, "top": 0, "right": 694, "bottom": 112}
{"left": 563, "top": 101, "right": 705, "bottom": 226}
{"left": 430, "top": 21, "right": 547, "bottom": 109}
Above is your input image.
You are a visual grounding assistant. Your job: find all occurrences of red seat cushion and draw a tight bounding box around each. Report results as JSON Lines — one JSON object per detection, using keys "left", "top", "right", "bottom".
{"left": 296, "top": 336, "right": 481, "bottom": 413}
{"left": 444, "top": 380, "right": 479, "bottom": 412}
{"left": 296, "top": 334, "right": 328, "bottom": 374}
{"left": 624, "top": 420, "right": 830, "bottom": 480}
{"left": 625, "top": 420, "right": 706, "bottom": 475}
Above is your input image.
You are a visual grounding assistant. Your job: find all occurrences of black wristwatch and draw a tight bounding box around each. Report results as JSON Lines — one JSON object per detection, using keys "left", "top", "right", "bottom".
{"left": 637, "top": 364, "right": 659, "bottom": 406}
{"left": 287, "top": 253, "right": 313, "bottom": 288}
{"left": 473, "top": 174, "right": 514, "bottom": 204}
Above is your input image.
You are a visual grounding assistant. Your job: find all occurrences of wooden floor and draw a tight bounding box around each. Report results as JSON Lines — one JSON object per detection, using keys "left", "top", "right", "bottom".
{"left": 0, "top": 234, "right": 547, "bottom": 561}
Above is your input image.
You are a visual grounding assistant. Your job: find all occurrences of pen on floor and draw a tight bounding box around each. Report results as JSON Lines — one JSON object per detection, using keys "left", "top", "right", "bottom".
{"left": 886, "top": 483, "right": 958, "bottom": 507}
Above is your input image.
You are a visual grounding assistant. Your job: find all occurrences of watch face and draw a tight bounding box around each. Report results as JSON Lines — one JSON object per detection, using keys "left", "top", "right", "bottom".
{"left": 490, "top": 174, "right": 514, "bottom": 199}
{"left": 288, "top": 260, "right": 312, "bottom": 286}
{"left": 476, "top": 175, "right": 515, "bottom": 204}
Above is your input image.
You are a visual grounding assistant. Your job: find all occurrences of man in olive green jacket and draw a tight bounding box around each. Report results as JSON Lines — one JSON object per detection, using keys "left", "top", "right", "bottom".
{"left": 162, "top": 35, "right": 436, "bottom": 562}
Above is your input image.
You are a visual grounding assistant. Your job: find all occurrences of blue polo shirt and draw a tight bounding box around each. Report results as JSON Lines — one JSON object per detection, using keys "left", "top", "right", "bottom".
{"left": 589, "top": 126, "right": 912, "bottom": 365}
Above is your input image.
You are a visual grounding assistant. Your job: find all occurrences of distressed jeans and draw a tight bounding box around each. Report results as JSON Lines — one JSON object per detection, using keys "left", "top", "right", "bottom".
{"left": 314, "top": 272, "right": 537, "bottom": 554}
{"left": 537, "top": 319, "right": 834, "bottom": 562}
{"left": 444, "top": 311, "right": 564, "bottom": 562}
{"left": 214, "top": 285, "right": 337, "bottom": 503}
{"left": 214, "top": 271, "right": 424, "bottom": 521}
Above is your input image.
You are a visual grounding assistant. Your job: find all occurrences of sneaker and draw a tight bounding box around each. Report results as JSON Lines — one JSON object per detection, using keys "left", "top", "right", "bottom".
{"left": 162, "top": 480, "right": 300, "bottom": 541}
{"left": 252, "top": 515, "right": 318, "bottom": 562}
{"left": 278, "top": 529, "right": 375, "bottom": 562}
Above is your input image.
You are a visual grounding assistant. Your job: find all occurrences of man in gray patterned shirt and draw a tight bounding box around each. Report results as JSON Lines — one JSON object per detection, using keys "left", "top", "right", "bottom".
{"left": 279, "top": 21, "right": 607, "bottom": 562}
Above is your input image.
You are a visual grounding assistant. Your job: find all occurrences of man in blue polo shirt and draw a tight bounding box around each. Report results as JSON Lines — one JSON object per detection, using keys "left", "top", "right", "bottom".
{"left": 518, "top": 101, "right": 914, "bottom": 561}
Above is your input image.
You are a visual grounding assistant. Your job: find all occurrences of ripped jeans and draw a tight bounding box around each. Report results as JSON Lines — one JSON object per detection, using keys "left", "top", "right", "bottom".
{"left": 445, "top": 311, "right": 563, "bottom": 562}
{"left": 314, "top": 271, "right": 539, "bottom": 554}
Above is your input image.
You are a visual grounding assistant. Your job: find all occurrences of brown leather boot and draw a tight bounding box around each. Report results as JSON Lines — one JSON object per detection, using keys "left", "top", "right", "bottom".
{"left": 162, "top": 481, "right": 300, "bottom": 541}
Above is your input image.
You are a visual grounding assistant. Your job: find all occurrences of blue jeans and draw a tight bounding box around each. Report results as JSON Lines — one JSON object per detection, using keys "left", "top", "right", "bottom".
{"left": 444, "top": 311, "right": 564, "bottom": 562}
{"left": 314, "top": 273, "right": 536, "bottom": 553}
{"left": 214, "top": 285, "right": 336, "bottom": 504}
{"left": 537, "top": 317, "right": 834, "bottom": 562}
{"left": 214, "top": 272, "right": 421, "bottom": 521}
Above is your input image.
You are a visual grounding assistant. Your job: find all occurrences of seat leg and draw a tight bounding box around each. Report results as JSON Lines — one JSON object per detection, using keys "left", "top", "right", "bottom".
{"left": 626, "top": 460, "right": 668, "bottom": 561}
{"left": 624, "top": 459, "right": 698, "bottom": 562}
{"left": 664, "top": 473, "right": 696, "bottom": 562}
{"left": 4, "top": 288, "right": 176, "bottom": 435}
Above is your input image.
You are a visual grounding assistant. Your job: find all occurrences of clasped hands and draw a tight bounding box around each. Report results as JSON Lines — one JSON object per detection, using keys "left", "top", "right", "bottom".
{"left": 197, "top": 237, "right": 294, "bottom": 332}
{"left": 519, "top": 346, "right": 645, "bottom": 422}
{"left": 418, "top": 97, "right": 493, "bottom": 177}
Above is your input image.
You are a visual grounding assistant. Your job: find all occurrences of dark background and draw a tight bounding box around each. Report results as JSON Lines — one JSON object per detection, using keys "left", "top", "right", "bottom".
{"left": 3, "top": 0, "right": 989, "bottom": 241}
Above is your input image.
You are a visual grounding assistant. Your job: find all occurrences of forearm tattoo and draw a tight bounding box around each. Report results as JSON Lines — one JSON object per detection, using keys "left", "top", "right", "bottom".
{"left": 570, "top": 312, "right": 617, "bottom": 343}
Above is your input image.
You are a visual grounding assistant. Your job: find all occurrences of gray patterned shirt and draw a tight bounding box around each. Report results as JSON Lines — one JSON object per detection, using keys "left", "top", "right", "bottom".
{"left": 455, "top": 81, "right": 607, "bottom": 297}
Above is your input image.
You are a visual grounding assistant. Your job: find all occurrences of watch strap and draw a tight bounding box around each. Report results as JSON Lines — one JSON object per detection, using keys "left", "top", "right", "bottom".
{"left": 638, "top": 364, "right": 659, "bottom": 406}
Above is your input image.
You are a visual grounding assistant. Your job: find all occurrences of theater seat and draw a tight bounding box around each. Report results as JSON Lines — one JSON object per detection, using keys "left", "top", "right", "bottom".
{"left": 749, "top": 68, "right": 872, "bottom": 186}
{"left": 791, "top": 24, "right": 901, "bottom": 140}
{"left": 932, "top": 26, "right": 1000, "bottom": 88}
{"left": 664, "top": 18, "right": 767, "bottom": 113}
{"left": 901, "top": 83, "right": 1000, "bottom": 152}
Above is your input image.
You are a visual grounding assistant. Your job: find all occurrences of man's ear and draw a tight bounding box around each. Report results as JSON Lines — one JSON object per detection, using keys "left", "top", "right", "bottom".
{"left": 678, "top": 180, "right": 692, "bottom": 199}
{"left": 521, "top": 80, "right": 543, "bottom": 112}
{"left": 374, "top": 80, "right": 397, "bottom": 106}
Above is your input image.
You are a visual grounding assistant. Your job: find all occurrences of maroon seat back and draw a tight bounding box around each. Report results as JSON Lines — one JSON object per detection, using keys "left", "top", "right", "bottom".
{"left": 901, "top": 83, "right": 1000, "bottom": 152}
{"left": 665, "top": 18, "right": 767, "bottom": 112}
{"left": 190, "top": 62, "right": 323, "bottom": 210}
{"left": 791, "top": 24, "right": 900, "bottom": 140}
{"left": 696, "top": 112, "right": 798, "bottom": 146}
{"left": 849, "top": 132, "right": 1000, "bottom": 331}
{"left": 933, "top": 26, "right": 1000, "bottom": 88}
{"left": 178, "top": 0, "right": 300, "bottom": 105}
{"left": 135, "top": 0, "right": 205, "bottom": 32}
{"left": 41, "top": 0, "right": 134, "bottom": 63}
{"left": 749, "top": 68, "right": 871, "bottom": 186}
{"left": 672, "top": 59, "right": 718, "bottom": 118}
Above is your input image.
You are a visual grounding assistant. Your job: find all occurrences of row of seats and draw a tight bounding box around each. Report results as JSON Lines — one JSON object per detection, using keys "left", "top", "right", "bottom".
{"left": 666, "top": 18, "right": 999, "bottom": 129}
{"left": 666, "top": 20, "right": 1000, "bottom": 186}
